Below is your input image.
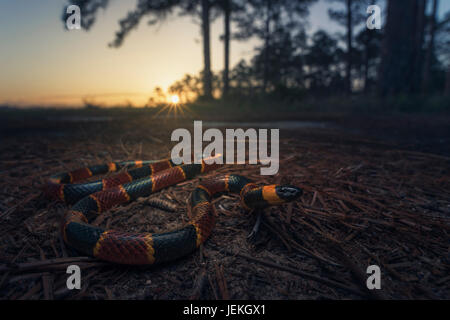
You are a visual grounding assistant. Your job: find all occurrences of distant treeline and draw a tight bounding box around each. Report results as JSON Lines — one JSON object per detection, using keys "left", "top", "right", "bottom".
{"left": 65, "top": 0, "right": 449, "bottom": 102}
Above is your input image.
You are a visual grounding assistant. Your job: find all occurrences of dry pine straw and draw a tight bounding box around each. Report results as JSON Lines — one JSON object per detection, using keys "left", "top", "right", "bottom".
{"left": 0, "top": 132, "right": 449, "bottom": 300}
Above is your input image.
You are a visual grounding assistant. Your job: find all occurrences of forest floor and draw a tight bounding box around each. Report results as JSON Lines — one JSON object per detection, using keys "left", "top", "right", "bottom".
{"left": 0, "top": 107, "right": 449, "bottom": 299}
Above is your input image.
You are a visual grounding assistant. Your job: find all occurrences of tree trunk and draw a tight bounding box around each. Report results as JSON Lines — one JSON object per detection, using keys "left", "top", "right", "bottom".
{"left": 222, "top": 0, "right": 231, "bottom": 98}
{"left": 412, "top": 0, "right": 427, "bottom": 92}
{"left": 363, "top": 40, "right": 369, "bottom": 93}
{"left": 346, "top": 0, "right": 353, "bottom": 94}
{"left": 362, "top": 28, "right": 371, "bottom": 93}
{"left": 445, "top": 67, "right": 450, "bottom": 96}
{"left": 377, "top": 0, "right": 420, "bottom": 96}
{"left": 422, "top": 0, "right": 439, "bottom": 93}
{"left": 201, "top": 0, "right": 213, "bottom": 99}
{"left": 263, "top": 0, "right": 271, "bottom": 93}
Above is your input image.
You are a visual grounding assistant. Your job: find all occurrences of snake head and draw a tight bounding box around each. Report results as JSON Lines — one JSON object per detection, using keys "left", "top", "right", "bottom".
{"left": 243, "top": 184, "right": 303, "bottom": 208}
{"left": 275, "top": 185, "right": 303, "bottom": 202}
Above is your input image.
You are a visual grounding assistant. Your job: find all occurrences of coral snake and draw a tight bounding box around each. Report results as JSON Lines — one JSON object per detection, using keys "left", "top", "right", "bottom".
{"left": 45, "top": 158, "right": 302, "bottom": 265}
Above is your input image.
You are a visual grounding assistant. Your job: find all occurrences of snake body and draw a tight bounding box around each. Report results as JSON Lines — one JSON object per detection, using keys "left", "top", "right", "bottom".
{"left": 46, "top": 159, "right": 302, "bottom": 265}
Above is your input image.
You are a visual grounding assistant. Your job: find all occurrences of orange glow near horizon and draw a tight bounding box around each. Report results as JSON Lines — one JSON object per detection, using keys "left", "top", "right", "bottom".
{"left": 151, "top": 93, "right": 191, "bottom": 118}
{"left": 0, "top": 0, "right": 408, "bottom": 107}
{"left": 0, "top": 2, "right": 258, "bottom": 108}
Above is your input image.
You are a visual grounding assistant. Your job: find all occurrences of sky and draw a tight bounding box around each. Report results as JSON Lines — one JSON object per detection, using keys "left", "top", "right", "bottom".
{"left": 0, "top": 0, "right": 449, "bottom": 107}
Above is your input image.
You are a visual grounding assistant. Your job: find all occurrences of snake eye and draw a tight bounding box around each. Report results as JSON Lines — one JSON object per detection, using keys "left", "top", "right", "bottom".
{"left": 275, "top": 185, "right": 302, "bottom": 201}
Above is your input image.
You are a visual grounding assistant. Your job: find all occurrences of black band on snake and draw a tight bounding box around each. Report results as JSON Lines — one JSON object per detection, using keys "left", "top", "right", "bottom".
{"left": 44, "top": 159, "right": 302, "bottom": 265}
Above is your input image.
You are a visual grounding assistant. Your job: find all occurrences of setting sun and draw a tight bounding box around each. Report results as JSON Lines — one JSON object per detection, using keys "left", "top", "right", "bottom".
{"left": 170, "top": 95, "right": 180, "bottom": 104}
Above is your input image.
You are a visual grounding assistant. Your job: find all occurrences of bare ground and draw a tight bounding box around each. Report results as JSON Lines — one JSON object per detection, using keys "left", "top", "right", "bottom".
{"left": 0, "top": 111, "right": 449, "bottom": 300}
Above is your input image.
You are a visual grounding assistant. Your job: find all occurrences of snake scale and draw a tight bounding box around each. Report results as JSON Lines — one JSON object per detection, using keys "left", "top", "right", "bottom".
{"left": 45, "top": 159, "right": 302, "bottom": 265}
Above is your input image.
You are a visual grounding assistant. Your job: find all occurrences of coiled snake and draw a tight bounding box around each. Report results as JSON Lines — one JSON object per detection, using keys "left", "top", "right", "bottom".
{"left": 45, "top": 159, "right": 302, "bottom": 265}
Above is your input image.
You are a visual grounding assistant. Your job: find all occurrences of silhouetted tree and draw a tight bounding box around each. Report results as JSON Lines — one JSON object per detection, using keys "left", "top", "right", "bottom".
{"left": 63, "top": 0, "right": 449, "bottom": 102}
{"left": 435, "top": 11, "right": 450, "bottom": 95}
{"left": 378, "top": 0, "right": 425, "bottom": 96}
{"left": 167, "top": 70, "right": 221, "bottom": 101}
{"left": 411, "top": 0, "right": 427, "bottom": 94}
{"left": 354, "top": 27, "right": 382, "bottom": 92}
{"left": 200, "top": 0, "right": 213, "bottom": 98}
{"left": 304, "top": 30, "right": 345, "bottom": 93}
{"left": 252, "top": 28, "right": 300, "bottom": 92}
{"left": 327, "top": 0, "right": 368, "bottom": 94}
{"left": 62, "top": 0, "right": 218, "bottom": 99}
{"left": 220, "top": 0, "right": 231, "bottom": 97}
{"left": 422, "top": 0, "right": 439, "bottom": 92}
{"left": 233, "top": 0, "right": 316, "bottom": 93}
{"left": 229, "top": 60, "right": 256, "bottom": 96}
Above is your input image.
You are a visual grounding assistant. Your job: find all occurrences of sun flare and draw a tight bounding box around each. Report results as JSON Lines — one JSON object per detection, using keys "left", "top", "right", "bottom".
{"left": 170, "top": 94, "right": 180, "bottom": 104}
{"left": 153, "top": 92, "right": 191, "bottom": 119}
